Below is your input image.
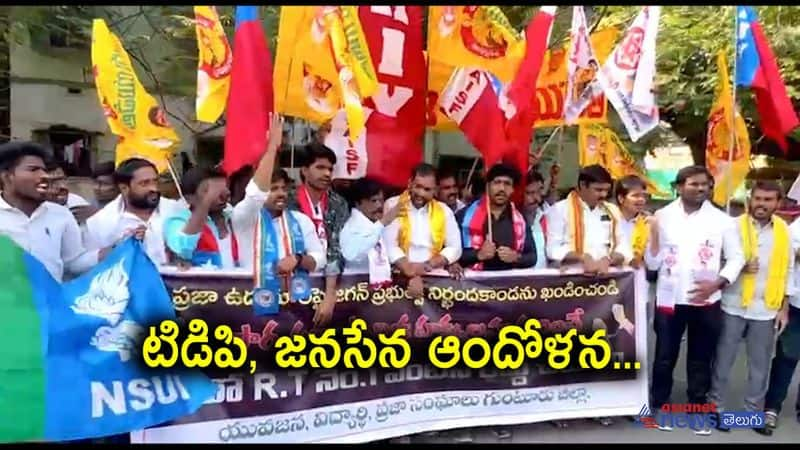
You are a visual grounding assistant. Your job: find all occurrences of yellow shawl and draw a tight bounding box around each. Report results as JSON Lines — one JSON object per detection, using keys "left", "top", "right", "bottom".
{"left": 630, "top": 214, "right": 650, "bottom": 259}
{"left": 740, "top": 214, "right": 790, "bottom": 310}
{"left": 567, "top": 190, "right": 618, "bottom": 255}
{"left": 397, "top": 191, "right": 446, "bottom": 256}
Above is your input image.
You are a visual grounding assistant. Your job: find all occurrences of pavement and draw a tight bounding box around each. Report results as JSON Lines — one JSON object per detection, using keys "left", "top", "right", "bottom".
{"left": 403, "top": 326, "right": 800, "bottom": 444}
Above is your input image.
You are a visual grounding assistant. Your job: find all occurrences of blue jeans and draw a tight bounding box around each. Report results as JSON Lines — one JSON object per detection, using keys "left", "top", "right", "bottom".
{"left": 764, "top": 305, "right": 800, "bottom": 415}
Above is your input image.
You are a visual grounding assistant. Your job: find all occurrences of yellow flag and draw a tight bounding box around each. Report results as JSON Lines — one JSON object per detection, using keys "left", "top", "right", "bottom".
{"left": 273, "top": 7, "right": 376, "bottom": 141}
{"left": 427, "top": 6, "right": 524, "bottom": 131}
{"left": 194, "top": 6, "right": 233, "bottom": 123}
{"left": 427, "top": 15, "right": 618, "bottom": 131}
{"left": 706, "top": 50, "right": 751, "bottom": 206}
{"left": 535, "top": 27, "right": 618, "bottom": 128}
{"left": 326, "top": 6, "right": 378, "bottom": 142}
{"left": 91, "top": 19, "right": 180, "bottom": 173}
{"left": 579, "top": 123, "right": 665, "bottom": 196}
{"left": 274, "top": 7, "right": 340, "bottom": 123}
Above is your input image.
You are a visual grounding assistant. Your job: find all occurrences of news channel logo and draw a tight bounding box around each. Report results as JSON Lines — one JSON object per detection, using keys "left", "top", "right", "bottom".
{"left": 636, "top": 405, "right": 765, "bottom": 430}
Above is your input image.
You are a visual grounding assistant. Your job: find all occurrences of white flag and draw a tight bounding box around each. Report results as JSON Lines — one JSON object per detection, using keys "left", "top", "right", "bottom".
{"left": 564, "top": 6, "right": 602, "bottom": 124}
{"left": 599, "top": 6, "right": 661, "bottom": 142}
{"left": 325, "top": 108, "right": 369, "bottom": 180}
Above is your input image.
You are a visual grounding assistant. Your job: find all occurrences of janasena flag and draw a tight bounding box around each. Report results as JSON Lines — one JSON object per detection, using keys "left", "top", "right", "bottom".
{"left": 438, "top": 6, "right": 556, "bottom": 177}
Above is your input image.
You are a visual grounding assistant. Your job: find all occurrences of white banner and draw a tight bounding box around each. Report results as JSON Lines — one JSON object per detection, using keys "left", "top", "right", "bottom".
{"left": 564, "top": 6, "right": 602, "bottom": 125}
{"left": 326, "top": 108, "right": 369, "bottom": 180}
{"left": 599, "top": 6, "right": 661, "bottom": 142}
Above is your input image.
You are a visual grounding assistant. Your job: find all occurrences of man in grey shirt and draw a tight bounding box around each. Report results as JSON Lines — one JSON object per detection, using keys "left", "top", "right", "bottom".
{"left": 709, "top": 181, "right": 794, "bottom": 434}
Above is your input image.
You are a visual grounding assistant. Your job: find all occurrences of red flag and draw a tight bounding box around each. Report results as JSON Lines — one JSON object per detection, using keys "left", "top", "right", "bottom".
{"left": 358, "top": 6, "right": 426, "bottom": 188}
{"left": 439, "top": 68, "right": 508, "bottom": 168}
{"left": 503, "top": 6, "right": 557, "bottom": 176}
{"left": 223, "top": 6, "right": 273, "bottom": 175}
{"left": 737, "top": 6, "right": 799, "bottom": 152}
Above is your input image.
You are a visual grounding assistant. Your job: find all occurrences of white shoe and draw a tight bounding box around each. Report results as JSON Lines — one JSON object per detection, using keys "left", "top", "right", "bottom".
{"left": 657, "top": 424, "right": 674, "bottom": 432}
{"left": 694, "top": 427, "right": 712, "bottom": 436}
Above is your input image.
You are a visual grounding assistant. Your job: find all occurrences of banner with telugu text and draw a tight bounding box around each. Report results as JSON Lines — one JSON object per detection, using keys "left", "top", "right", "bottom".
{"left": 132, "top": 268, "right": 647, "bottom": 443}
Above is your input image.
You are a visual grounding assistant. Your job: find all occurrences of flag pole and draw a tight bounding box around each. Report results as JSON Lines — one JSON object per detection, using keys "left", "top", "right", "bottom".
{"left": 726, "top": 6, "right": 738, "bottom": 214}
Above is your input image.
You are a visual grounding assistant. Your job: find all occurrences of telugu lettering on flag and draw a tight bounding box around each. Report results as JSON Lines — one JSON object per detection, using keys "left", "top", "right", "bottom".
{"left": 91, "top": 19, "right": 180, "bottom": 173}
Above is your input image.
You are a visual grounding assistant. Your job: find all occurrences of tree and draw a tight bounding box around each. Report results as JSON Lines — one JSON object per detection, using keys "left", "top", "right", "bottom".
{"left": 598, "top": 6, "right": 800, "bottom": 163}
{"left": 5, "top": 6, "right": 282, "bottom": 138}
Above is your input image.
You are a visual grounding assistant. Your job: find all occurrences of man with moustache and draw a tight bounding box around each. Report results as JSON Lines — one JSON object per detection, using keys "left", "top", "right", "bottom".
{"left": 164, "top": 167, "right": 238, "bottom": 269}
{"left": 708, "top": 181, "right": 793, "bottom": 435}
{"left": 645, "top": 165, "right": 745, "bottom": 434}
{"left": 761, "top": 196, "right": 800, "bottom": 434}
{"left": 523, "top": 170, "right": 548, "bottom": 269}
{"left": 340, "top": 178, "right": 399, "bottom": 283}
{"left": 546, "top": 164, "right": 631, "bottom": 275}
{"left": 384, "top": 163, "right": 462, "bottom": 298}
{"left": 232, "top": 114, "right": 326, "bottom": 321}
{"left": 288, "top": 143, "right": 350, "bottom": 327}
{"left": 45, "top": 160, "right": 95, "bottom": 225}
{"left": 0, "top": 142, "right": 109, "bottom": 281}
{"left": 85, "top": 157, "right": 183, "bottom": 266}
{"left": 92, "top": 161, "right": 120, "bottom": 209}
{"left": 454, "top": 163, "right": 536, "bottom": 273}
{"left": 437, "top": 169, "right": 465, "bottom": 212}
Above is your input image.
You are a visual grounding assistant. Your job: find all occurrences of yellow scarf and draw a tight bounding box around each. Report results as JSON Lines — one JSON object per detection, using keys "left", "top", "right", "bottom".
{"left": 567, "top": 190, "right": 618, "bottom": 255}
{"left": 631, "top": 214, "right": 650, "bottom": 259}
{"left": 397, "top": 191, "right": 446, "bottom": 256}
{"left": 739, "top": 214, "right": 790, "bottom": 310}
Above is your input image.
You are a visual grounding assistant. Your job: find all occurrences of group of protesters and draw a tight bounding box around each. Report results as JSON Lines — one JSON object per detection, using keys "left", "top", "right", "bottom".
{"left": 0, "top": 111, "right": 799, "bottom": 441}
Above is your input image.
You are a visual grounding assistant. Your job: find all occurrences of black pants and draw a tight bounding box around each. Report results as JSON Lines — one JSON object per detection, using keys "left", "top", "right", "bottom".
{"left": 651, "top": 302, "right": 722, "bottom": 409}
{"left": 764, "top": 305, "right": 800, "bottom": 414}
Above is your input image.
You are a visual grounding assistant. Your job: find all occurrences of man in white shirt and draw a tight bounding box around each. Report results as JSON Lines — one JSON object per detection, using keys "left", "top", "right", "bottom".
{"left": 383, "top": 163, "right": 462, "bottom": 298}
{"left": 762, "top": 199, "right": 800, "bottom": 435}
{"left": 0, "top": 142, "right": 108, "bottom": 282}
{"left": 709, "top": 180, "right": 794, "bottom": 434}
{"left": 645, "top": 165, "right": 745, "bottom": 429}
{"left": 164, "top": 167, "right": 238, "bottom": 269}
{"left": 44, "top": 160, "right": 95, "bottom": 225}
{"left": 85, "top": 157, "right": 183, "bottom": 266}
{"left": 546, "top": 164, "right": 632, "bottom": 274}
{"left": 340, "top": 178, "right": 399, "bottom": 275}
{"left": 231, "top": 114, "right": 326, "bottom": 322}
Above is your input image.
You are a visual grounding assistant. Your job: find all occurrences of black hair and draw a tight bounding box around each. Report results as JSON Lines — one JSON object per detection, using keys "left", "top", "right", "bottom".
{"left": 486, "top": 162, "right": 521, "bottom": 185}
{"left": 271, "top": 168, "right": 292, "bottom": 184}
{"left": 113, "top": 158, "right": 157, "bottom": 185}
{"left": 470, "top": 174, "right": 485, "bottom": 198}
{"left": 577, "top": 164, "right": 613, "bottom": 188}
{"left": 615, "top": 175, "right": 647, "bottom": 203}
{"left": 300, "top": 142, "right": 337, "bottom": 168}
{"left": 93, "top": 161, "right": 116, "bottom": 179}
{"left": 0, "top": 141, "right": 51, "bottom": 173}
{"left": 751, "top": 179, "right": 784, "bottom": 199}
{"left": 526, "top": 170, "right": 545, "bottom": 186}
{"left": 410, "top": 163, "right": 437, "bottom": 182}
{"left": 675, "top": 165, "right": 713, "bottom": 186}
{"left": 437, "top": 167, "right": 457, "bottom": 184}
{"left": 350, "top": 177, "right": 384, "bottom": 204}
{"left": 181, "top": 166, "right": 226, "bottom": 196}
{"left": 46, "top": 159, "right": 69, "bottom": 173}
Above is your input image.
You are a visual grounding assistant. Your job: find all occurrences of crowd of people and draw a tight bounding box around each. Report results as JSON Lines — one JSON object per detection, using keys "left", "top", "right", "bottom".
{"left": 1, "top": 111, "right": 800, "bottom": 441}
